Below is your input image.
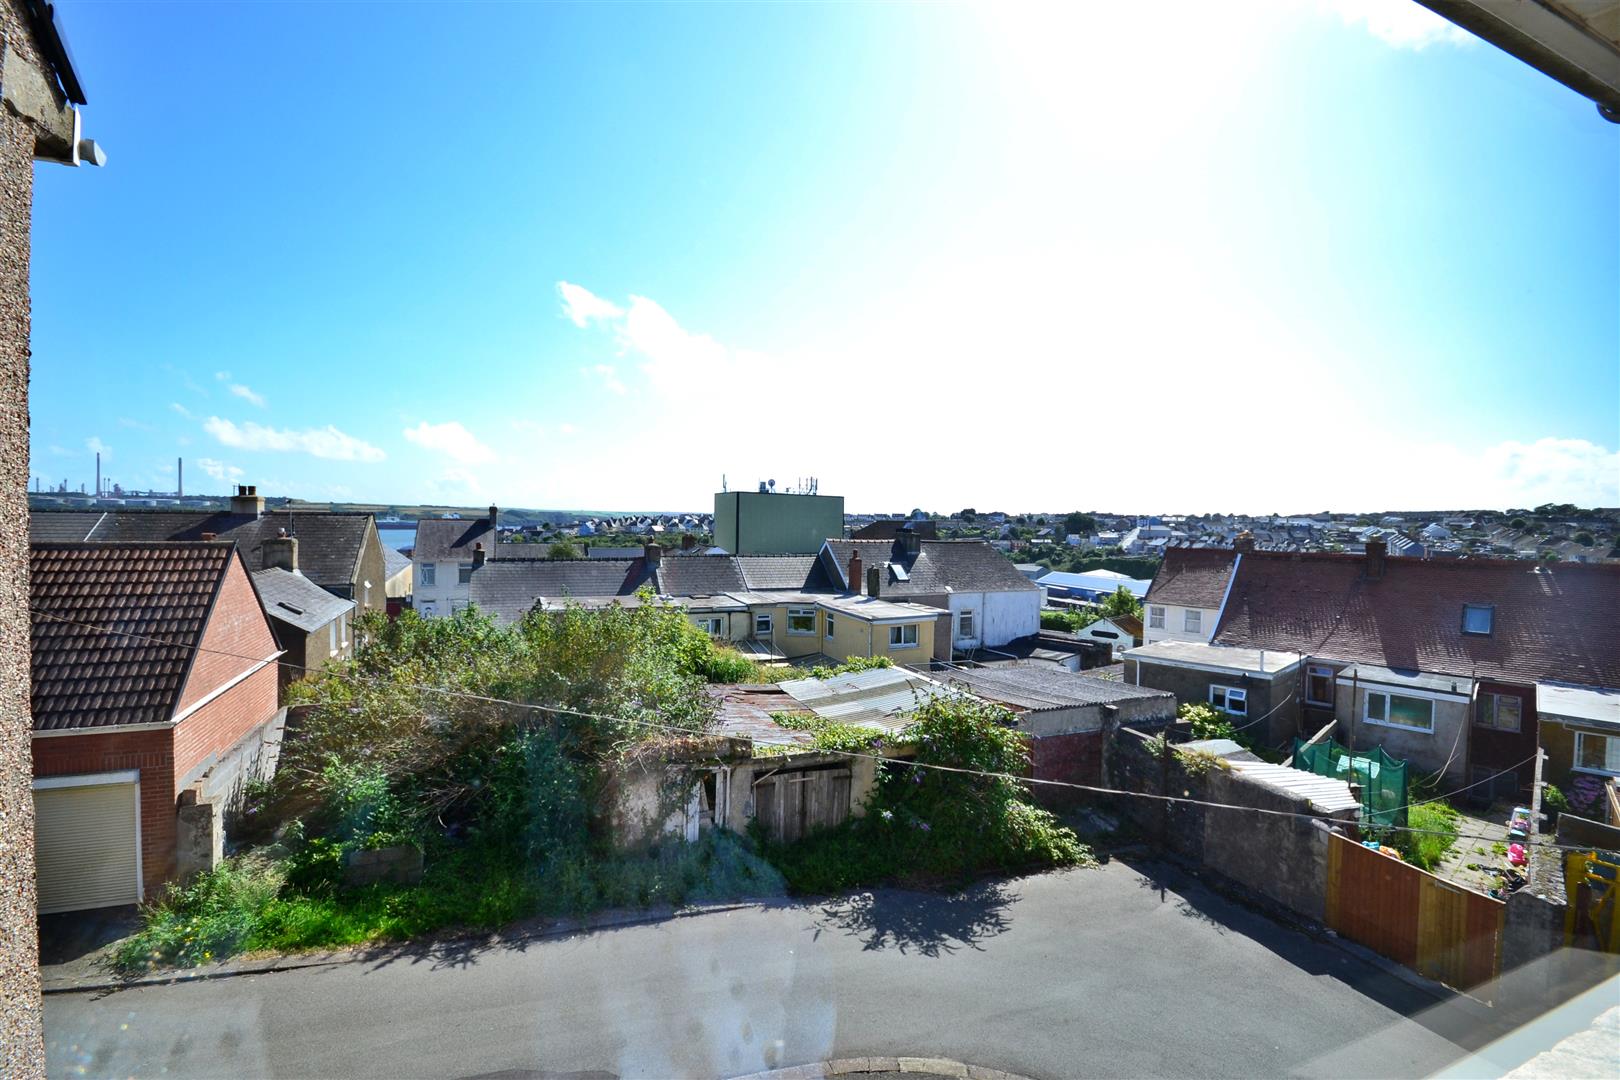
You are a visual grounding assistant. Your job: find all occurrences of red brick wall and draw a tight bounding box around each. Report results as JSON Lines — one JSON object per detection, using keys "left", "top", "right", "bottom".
{"left": 32, "top": 729, "right": 177, "bottom": 896}
{"left": 172, "top": 552, "right": 280, "bottom": 782}
{"left": 1026, "top": 730, "right": 1104, "bottom": 806}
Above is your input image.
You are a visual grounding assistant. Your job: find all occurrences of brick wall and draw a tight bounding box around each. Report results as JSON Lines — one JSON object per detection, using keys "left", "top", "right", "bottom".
{"left": 173, "top": 552, "right": 280, "bottom": 782}
{"left": 32, "top": 728, "right": 178, "bottom": 895}
{"left": 1025, "top": 730, "right": 1103, "bottom": 806}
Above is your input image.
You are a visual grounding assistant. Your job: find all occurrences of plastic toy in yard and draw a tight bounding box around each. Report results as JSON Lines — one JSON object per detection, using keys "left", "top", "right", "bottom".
{"left": 1507, "top": 842, "right": 1527, "bottom": 866}
{"left": 1507, "top": 806, "right": 1533, "bottom": 841}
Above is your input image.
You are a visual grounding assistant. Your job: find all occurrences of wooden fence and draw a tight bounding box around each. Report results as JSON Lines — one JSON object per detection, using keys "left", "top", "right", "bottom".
{"left": 1325, "top": 833, "right": 1504, "bottom": 993}
{"left": 753, "top": 766, "right": 852, "bottom": 843}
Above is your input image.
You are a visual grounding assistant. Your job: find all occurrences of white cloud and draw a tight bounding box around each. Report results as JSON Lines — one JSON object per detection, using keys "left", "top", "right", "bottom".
{"left": 170, "top": 402, "right": 194, "bottom": 419}
{"left": 559, "top": 423, "right": 576, "bottom": 436}
{"left": 1476, "top": 438, "right": 1619, "bottom": 508}
{"left": 215, "top": 370, "right": 232, "bottom": 382}
{"left": 195, "top": 457, "right": 245, "bottom": 483}
{"left": 584, "top": 363, "right": 627, "bottom": 395}
{"left": 426, "top": 467, "right": 485, "bottom": 502}
{"left": 557, "top": 281, "right": 625, "bottom": 328}
{"left": 402, "top": 420, "right": 497, "bottom": 464}
{"left": 117, "top": 417, "right": 156, "bottom": 432}
{"left": 85, "top": 436, "right": 109, "bottom": 457}
{"left": 229, "top": 383, "right": 267, "bottom": 408}
{"left": 1322, "top": 0, "right": 1474, "bottom": 50}
{"left": 203, "top": 417, "right": 386, "bottom": 462}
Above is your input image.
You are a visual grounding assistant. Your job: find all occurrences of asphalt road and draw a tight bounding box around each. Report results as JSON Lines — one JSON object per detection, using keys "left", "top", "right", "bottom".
{"left": 46, "top": 860, "right": 1483, "bottom": 1079}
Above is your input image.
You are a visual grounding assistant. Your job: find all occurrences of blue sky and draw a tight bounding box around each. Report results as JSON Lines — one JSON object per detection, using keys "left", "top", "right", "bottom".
{"left": 27, "top": 1, "right": 1619, "bottom": 513}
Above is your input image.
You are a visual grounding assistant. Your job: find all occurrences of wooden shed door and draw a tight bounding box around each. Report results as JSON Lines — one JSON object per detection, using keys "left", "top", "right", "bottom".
{"left": 33, "top": 777, "right": 142, "bottom": 914}
{"left": 754, "top": 768, "right": 852, "bottom": 843}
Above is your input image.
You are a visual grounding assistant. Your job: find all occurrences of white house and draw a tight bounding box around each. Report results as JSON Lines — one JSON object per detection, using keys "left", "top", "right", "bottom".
{"left": 1141, "top": 547, "right": 1239, "bottom": 645}
{"left": 412, "top": 508, "right": 498, "bottom": 616}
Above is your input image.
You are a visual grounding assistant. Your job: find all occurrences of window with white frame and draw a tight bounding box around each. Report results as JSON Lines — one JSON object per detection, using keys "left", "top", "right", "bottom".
{"left": 420, "top": 563, "right": 436, "bottom": 587}
{"left": 1184, "top": 609, "right": 1202, "bottom": 635}
{"left": 1148, "top": 605, "right": 1166, "bottom": 630}
{"left": 1306, "top": 664, "right": 1335, "bottom": 707}
{"left": 1476, "top": 693, "right": 1521, "bottom": 732}
{"left": 697, "top": 617, "right": 722, "bottom": 636}
{"left": 458, "top": 562, "right": 474, "bottom": 585}
{"left": 958, "top": 610, "right": 976, "bottom": 639}
{"left": 754, "top": 612, "right": 773, "bottom": 636}
{"left": 825, "top": 613, "right": 836, "bottom": 638}
{"left": 787, "top": 608, "right": 817, "bottom": 635}
{"left": 1575, "top": 731, "right": 1620, "bottom": 776}
{"left": 1462, "top": 604, "right": 1494, "bottom": 636}
{"left": 329, "top": 619, "right": 338, "bottom": 656}
{"left": 889, "top": 624, "right": 919, "bottom": 648}
{"left": 1209, "top": 685, "right": 1247, "bottom": 715}
{"left": 1365, "top": 690, "right": 1434, "bottom": 732}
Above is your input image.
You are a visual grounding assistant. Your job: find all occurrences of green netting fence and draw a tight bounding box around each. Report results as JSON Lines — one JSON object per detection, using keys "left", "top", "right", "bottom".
{"left": 1292, "top": 738, "right": 1409, "bottom": 827}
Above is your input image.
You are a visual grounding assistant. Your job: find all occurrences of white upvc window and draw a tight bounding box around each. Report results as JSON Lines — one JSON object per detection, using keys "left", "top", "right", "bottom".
{"left": 1477, "top": 693, "right": 1522, "bottom": 732}
{"left": 1306, "top": 664, "right": 1335, "bottom": 707}
{"left": 1148, "top": 605, "right": 1166, "bottom": 630}
{"left": 1184, "top": 609, "right": 1202, "bottom": 634}
{"left": 787, "top": 607, "right": 817, "bottom": 635}
{"left": 458, "top": 562, "right": 474, "bottom": 585}
{"left": 1209, "top": 685, "right": 1247, "bottom": 715}
{"left": 958, "top": 610, "right": 976, "bottom": 639}
{"left": 1575, "top": 731, "right": 1620, "bottom": 776}
{"left": 825, "top": 613, "right": 836, "bottom": 638}
{"left": 419, "top": 563, "right": 436, "bottom": 587}
{"left": 754, "top": 612, "right": 773, "bottom": 636}
{"left": 697, "top": 617, "right": 722, "bottom": 636}
{"left": 1364, "top": 690, "right": 1434, "bottom": 733}
{"left": 889, "top": 624, "right": 919, "bottom": 648}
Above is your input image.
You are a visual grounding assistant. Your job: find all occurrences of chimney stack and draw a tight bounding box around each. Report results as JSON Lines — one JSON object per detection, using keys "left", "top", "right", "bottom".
{"left": 848, "top": 550, "right": 862, "bottom": 592}
{"left": 488, "top": 505, "right": 498, "bottom": 527}
{"left": 681, "top": 533, "right": 697, "bottom": 551}
{"left": 866, "top": 564, "right": 881, "bottom": 598}
{"left": 177, "top": 456, "right": 183, "bottom": 498}
{"left": 472, "top": 542, "right": 487, "bottom": 569}
{"left": 644, "top": 542, "right": 663, "bottom": 567}
{"left": 1365, "top": 538, "right": 1387, "bottom": 580}
{"left": 897, "top": 523, "right": 921, "bottom": 559}
{"left": 230, "top": 484, "right": 264, "bottom": 518}
{"left": 263, "top": 529, "right": 299, "bottom": 573}
{"left": 1233, "top": 531, "right": 1255, "bottom": 553}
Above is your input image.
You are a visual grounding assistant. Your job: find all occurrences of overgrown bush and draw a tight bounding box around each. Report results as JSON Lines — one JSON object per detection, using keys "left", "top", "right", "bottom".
{"left": 1179, "top": 702, "right": 1236, "bottom": 741}
{"left": 1381, "top": 801, "right": 1460, "bottom": 871}
{"left": 762, "top": 697, "right": 1091, "bottom": 893}
{"left": 802, "top": 655, "right": 893, "bottom": 681}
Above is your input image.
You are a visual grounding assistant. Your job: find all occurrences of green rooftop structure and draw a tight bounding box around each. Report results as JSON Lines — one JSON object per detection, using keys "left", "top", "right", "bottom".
{"left": 713, "top": 487, "right": 843, "bottom": 555}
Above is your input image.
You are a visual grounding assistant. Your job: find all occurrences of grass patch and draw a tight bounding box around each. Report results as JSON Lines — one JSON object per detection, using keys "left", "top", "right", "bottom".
{"left": 1381, "top": 801, "right": 1460, "bottom": 872}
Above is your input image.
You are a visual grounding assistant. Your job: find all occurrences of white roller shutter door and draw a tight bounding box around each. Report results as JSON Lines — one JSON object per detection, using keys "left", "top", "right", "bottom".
{"left": 33, "top": 773, "right": 142, "bottom": 914}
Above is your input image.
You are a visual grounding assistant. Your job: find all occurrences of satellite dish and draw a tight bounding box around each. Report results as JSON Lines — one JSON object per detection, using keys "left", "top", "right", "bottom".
{"left": 768, "top": 479, "right": 776, "bottom": 491}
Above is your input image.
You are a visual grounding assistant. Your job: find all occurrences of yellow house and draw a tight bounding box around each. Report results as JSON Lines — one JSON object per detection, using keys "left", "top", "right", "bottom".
{"left": 684, "top": 591, "right": 942, "bottom": 666}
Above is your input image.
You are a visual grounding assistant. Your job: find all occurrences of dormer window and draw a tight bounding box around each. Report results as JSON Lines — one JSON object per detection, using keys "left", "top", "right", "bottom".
{"left": 1462, "top": 604, "right": 1493, "bottom": 636}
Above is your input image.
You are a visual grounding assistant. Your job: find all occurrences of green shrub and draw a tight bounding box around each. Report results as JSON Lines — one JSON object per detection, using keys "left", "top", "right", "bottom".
{"left": 802, "top": 655, "right": 893, "bottom": 681}
{"left": 1179, "top": 702, "right": 1235, "bottom": 741}
{"left": 1541, "top": 784, "right": 1569, "bottom": 814}
{"left": 1382, "top": 801, "right": 1460, "bottom": 871}
{"left": 114, "top": 856, "right": 286, "bottom": 970}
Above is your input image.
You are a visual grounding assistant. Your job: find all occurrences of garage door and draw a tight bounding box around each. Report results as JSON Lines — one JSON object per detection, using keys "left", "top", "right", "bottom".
{"left": 33, "top": 773, "right": 142, "bottom": 914}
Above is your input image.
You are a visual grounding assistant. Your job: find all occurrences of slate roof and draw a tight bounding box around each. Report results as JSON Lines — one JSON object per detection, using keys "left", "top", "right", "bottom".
{"left": 29, "top": 508, "right": 372, "bottom": 593}
{"left": 655, "top": 554, "right": 747, "bottom": 596}
{"left": 1213, "top": 552, "right": 1620, "bottom": 689}
{"left": 251, "top": 568, "right": 355, "bottom": 633}
{"left": 820, "top": 539, "right": 1039, "bottom": 597}
{"left": 30, "top": 542, "right": 236, "bottom": 731}
{"left": 412, "top": 517, "right": 496, "bottom": 562}
{"left": 1144, "top": 548, "right": 1237, "bottom": 610}
{"left": 467, "top": 558, "right": 652, "bottom": 625}
{"left": 382, "top": 546, "right": 411, "bottom": 580}
{"left": 736, "top": 554, "right": 827, "bottom": 591}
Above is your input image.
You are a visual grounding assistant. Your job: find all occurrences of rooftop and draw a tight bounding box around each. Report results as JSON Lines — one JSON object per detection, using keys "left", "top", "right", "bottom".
{"left": 1537, "top": 681, "right": 1620, "bottom": 730}
{"left": 777, "top": 666, "right": 960, "bottom": 731}
{"left": 940, "top": 665, "right": 1174, "bottom": 712}
{"left": 251, "top": 568, "right": 356, "bottom": 633}
{"left": 1126, "top": 640, "right": 1303, "bottom": 676}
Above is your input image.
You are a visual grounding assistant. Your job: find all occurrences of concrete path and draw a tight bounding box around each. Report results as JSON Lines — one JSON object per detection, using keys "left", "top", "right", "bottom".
{"left": 46, "top": 860, "right": 1483, "bottom": 1080}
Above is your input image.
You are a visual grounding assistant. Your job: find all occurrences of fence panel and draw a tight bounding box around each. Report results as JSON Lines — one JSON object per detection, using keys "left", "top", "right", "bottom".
{"left": 1327, "top": 834, "right": 1503, "bottom": 992}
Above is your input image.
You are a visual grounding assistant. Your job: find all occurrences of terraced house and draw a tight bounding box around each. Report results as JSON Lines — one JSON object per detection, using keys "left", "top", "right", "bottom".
{"left": 1125, "top": 540, "right": 1620, "bottom": 798}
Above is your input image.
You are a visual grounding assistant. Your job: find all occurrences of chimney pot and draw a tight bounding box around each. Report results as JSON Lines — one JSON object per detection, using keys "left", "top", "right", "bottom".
{"left": 230, "top": 484, "right": 265, "bottom": 518}
{"left": 866, "top": 564, "right": 881, "bottom": 598}
{"left": 488, "top": 505, "right": 498, "bottom": 526}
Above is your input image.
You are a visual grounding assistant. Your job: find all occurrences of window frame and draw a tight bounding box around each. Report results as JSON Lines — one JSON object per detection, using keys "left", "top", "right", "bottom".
{"left": 419, "top": 562, "right": 436, "bottom": 587}
{"left": 824, "top": 613, "right": 836, "bottom": 639}
{"left": 1183, "top": 609, "right": 1202, "bottom": 635}
{"left": 888, "top": 623, "right": 919, "bottom": 649}
{"left": 1305, "top": 664, "right": 1335, "bottom": 707}
{"left": 786, "top": 607, "right": 817, "bottom": 636}
{"left": 1461, "top": 603, "right": 1494, "bottom": 636}
{"left": 457, "top": 562, "right": 474, "bottom": 586}
{"left": 1476, "top": 692, "right": 1522, "bottom": 733}
{"left": 1209, "top": 684, "right": 1248, "bottom": 716}
{"left": 697, "top": 616, "right": 723, "bottom": 637}
{"left": 1574, "top": 731, "right": 1620, "bottom": 777}
{"left": 958, "top": 609, "right": 976, "bottom": 639}
{"left": 329, "top": 619, "right": 338, "bottom": 656}
{"left": 1363, "top": 690, "right": 1435, "bottom": 733}
{"left": 753, "top": 611, "right": 774, "bottom": 637}
{"left": 1148, "top": 605, "right": 1166, "bottom": 630}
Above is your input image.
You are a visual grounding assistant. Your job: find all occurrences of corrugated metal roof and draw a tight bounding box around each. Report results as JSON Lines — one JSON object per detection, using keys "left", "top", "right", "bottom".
{"left": 779, "top": 666, "right": 961, "bottom": 731}
{"left": 1224, "top": 759, "right": 1361, "bottom": 815}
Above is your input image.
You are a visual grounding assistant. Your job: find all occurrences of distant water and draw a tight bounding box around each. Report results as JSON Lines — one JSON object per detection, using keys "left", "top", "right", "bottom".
{"left": 377, "top": 523, "right": 415, "bottom": 552}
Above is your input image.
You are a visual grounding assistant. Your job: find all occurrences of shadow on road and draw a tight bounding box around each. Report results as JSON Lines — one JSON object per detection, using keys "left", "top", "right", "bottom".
{"left": 807, "top": 879, "right": 1015, "bottom": 957}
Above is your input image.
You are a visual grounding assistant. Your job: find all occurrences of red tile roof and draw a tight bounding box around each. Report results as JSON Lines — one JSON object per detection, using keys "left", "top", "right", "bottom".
{"left": 30, "top": 542, "right": 237, "bottom": 730}
{"left": 1213, "top": 552, "right": 1620, "bottom": 688}
{"left": 1144, "top": 548, "right": 1237, "bottom": 610}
